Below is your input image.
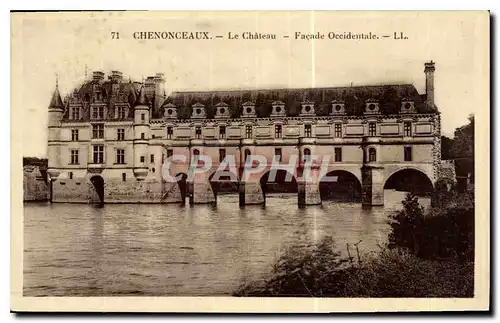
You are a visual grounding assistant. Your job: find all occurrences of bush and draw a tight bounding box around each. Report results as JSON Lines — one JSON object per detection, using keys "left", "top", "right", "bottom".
{"left": 234, "top": 192, "right": 475, "bottom": 298}
{"left": 389, "top": 193, "right": 474, "bottom": 261}
{"left": 234, "top": 240, "right": 474, "bottom": 297}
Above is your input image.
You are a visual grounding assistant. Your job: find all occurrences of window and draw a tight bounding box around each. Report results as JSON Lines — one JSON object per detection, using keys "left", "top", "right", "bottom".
{"left": 404, "top": 122, "right": 412, "bottom": 136}
{"left": 167, "top": 127, "right": 173, "bottom": 139}
{"left": 150, "top": 154, "right": 155, "bottom": 163}
{"left": 303, "top": 148, "right": 311, "bottom": 162}
{"left": 246, "top": 125, "right": 252, "bottom": 139}
{"left": 152, "top": 167, "right": 155, "bottom": 173}
{"left": 195, "top": 126, "right": 202, "bottom": 139}
{"left": 152, "top": 134, "right": 156, "bottom": 139}
{"left": 167, "top": 149, "right": 173, "bottom": 158}
{"left": 334, "top": 124, "right": 342, "bottom": 137}
{"left": 71, "top": 129, "right": 79, "bottom": 141}
{"left": 404, "top": 146, "right": 413, "bottom": 161}
{"left": 70, "top": 149, "right": 79, "bottom": 164}
{"left": 93, "top": 145, "right": 104, "bottom": 164}
{"left": 368, "top": 123, "right": 376, "bottom": 136}
{"left": 71, "top": 107, "right": 80, "bottom": 120}
{"left": 140, "top": 156, "right": 145, "bottom": 163}
{"left": 219, "top": 149, "right": 226, "bottom": 163}
{"left": 141, "top": 113, "right": 145, "bottom": 122}
{"left": 193, "top": 149, "right": 200, "bottom": 162}
{"left": 92, "top": 124, "right": 104, "bottom": 139}
{"left": 92, "top": 106, "right": 104, "bottom": 119}
{"left": 275, "top": 125, "right": 282, "bottom": 138}
{"left": 275, "top": 148, "right": 282, "bottom": 162}
{"left": 117, "top": 128, "right": 125, "bottom": 141}
{"left": 219, "top": 126, "right": 226, "bottom": 139}
{"left": 334, "top": 147, "right": 342, "bottom": 162}
{"left": 68, "top": 172, "right": 73, "bottom": 179}
{"left": 304, "top": 124, "right": 312, "bottom": 138}
{"left": 244, "top": 149, "right": 251, "bottom": 163}
{"left": 116, "top": 149, "right": 125, "bottom": 164}
{"left": 368, "top": 148, "right": 376, "bottom": 162}
{"left": 141, "top": 133, "right": 145, "bottom": 140}
{"left": 122, "top": 173, "right": 126, "bottom": 182}
{"left": 118, "top": 106, "right": 127, "bottom": 119}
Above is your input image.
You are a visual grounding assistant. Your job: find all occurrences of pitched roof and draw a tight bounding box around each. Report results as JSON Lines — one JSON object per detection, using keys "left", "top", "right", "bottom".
{"left": 163, "top": 84, "right": 435, "bottom": 119}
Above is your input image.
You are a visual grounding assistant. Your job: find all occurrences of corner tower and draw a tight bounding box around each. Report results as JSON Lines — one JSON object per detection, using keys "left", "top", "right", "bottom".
{"left": 133, "top": 86, "right": 151, "bottom": 180}
{"left": 47, "top": 81, "right": 64, "bottom": 179}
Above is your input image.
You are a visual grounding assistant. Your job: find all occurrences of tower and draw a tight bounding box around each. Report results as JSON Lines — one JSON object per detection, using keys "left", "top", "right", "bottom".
{"left": 133, "top": 86, "right": 151, "bottom": 180}
{"left": 47, "top": 80, "right": 64, "bottom": 179}
{"left": 424, "top": 61, "right": 436, "bottom": 109}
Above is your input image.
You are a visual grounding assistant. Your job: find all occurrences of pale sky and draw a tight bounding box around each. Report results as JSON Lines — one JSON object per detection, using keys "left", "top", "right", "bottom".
{"left": 12, "top": 11, "right": 489, "bottom": 157}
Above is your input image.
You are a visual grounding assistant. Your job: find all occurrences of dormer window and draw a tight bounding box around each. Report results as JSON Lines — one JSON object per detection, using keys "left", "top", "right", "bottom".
{"left": 364, "top": 99, "right": 380, "bottom": 115}
{"left": 71, "top": 106, "right": 80, "bottom": 120}
{"left": 242, "top": 101, "right": 256, "bottom": 118}
{"left": 92, "top": 106, "right": 104, "bottom": 119}
{"left": 271, "top": 101, "right": 286, "bottom": 117}
{"left": 163, "top": 103, "right": 177, "bottom": 119}
{"left": 400, "top": 98, "right": 416, "bottom": 113}
{"left": 117, "top": 106, "right": 127, "bottom": 119}
{"left": 330, "top": 100, "right": 346, "bottom": 115}
{"left": 191, "top": 103, "right": 206, "bottom": 119}
{"left": 215, "top": 102, "right": 230, "bottom": 118}
{"left": 300, "top": 101, "right": 315, "bottom": 116}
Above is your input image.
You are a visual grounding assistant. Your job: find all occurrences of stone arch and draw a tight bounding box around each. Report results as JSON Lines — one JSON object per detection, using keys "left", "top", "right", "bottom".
{"left": 259, "top": 169, "right": 298, "bottom": 202}
{"left": 319, "top": 170, "right": 362, "bottom": 202}
{"left": 209, "top": 169, "right": 239, "bottom": 200}
{"left": 89, "top": 175, "right": 104, "bottom": 204}
{"left": 384, "top": 168, "right": 434, "bottom": 196}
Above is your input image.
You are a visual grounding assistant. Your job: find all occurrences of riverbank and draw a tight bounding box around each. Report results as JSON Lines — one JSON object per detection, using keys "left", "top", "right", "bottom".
{"left": 234, "top": 192, "right": 475, "bottom": 298}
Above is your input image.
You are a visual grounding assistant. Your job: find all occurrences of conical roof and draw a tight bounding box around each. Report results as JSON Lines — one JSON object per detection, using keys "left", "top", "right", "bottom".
{"left": 48, "top": 87, "right": 64, "bottom": 110}
{"left": 134, "top": 86, "right": 149, "bottom": 107}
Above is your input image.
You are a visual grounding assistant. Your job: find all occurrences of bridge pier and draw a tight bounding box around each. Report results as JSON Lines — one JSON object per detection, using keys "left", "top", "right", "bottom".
{"left": 188, "top": 172, "right": 216, "bottom": 205}
{"left": 361, "top": 165, "right": 384, "bottom": 206}
{"left": 239, "top": 181, "right": 265, "bottom": 206}
{"left": 297, "top": 163, "right": 322, "bottom": 207}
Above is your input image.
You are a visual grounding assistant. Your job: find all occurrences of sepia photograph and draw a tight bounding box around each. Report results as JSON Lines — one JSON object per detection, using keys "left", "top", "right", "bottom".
{"left": 11, "top": 10, "right": 489, "bottom": 312}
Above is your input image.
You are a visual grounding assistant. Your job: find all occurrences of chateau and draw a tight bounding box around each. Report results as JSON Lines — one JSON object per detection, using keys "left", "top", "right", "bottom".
{"left": 47, "top": 62, "right": 443, "bottom": 206}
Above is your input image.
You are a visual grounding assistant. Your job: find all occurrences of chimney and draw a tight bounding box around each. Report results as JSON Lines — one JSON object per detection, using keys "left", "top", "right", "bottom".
{"left": 154, "top": 73, "right": 166, "bottom": 108}
{"left": 424, "top": 61, "right": 435, "bottom": 108}
{"left": 110, "top": 70, "right": 123, "bottom": 83}
{"left": 92, "top": 71, "right": 105, "bottom": 83}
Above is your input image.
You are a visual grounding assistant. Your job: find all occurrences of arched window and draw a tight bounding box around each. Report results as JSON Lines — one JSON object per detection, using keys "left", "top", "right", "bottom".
{"left": 303, "top": 148, "right": 311, "bottom": 162}
{"left": 368, "top": 148, "right": 376, "bottom": 162}
{"left": 193, "top": 149, "right": 200, "bottom": 162}
{"left": 244, "top": 149, "right": 251, "bottom": 163}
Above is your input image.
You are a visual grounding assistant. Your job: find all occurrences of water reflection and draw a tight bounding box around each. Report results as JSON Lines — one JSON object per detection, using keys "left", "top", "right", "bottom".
{"left": 23, "top": 190, "right": 429, "bottom": 296}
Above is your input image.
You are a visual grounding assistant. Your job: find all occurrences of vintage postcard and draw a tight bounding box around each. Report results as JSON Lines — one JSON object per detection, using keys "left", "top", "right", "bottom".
{"left": 11, "top": 11, "right": 489, "bottom": 312}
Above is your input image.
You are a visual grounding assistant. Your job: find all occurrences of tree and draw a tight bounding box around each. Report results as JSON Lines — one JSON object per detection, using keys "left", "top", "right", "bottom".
{"left": 441, "top": 135, "right": 454, "bottom": 160}
{"left": 451, "top": 115, "right": 474, "bottom": 191}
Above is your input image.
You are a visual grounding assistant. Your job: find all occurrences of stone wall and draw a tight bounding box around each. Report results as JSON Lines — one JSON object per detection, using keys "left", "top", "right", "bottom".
{"left": 23, "top": 166, "right": 49, "bottom": 201}
{"left": 52, "top": 175, "right": 183, "bottom": 204}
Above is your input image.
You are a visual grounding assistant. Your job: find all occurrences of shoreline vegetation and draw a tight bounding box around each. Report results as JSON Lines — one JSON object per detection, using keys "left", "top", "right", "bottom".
{"left": 234, "top": 189, "right": 474, "bottom": 298}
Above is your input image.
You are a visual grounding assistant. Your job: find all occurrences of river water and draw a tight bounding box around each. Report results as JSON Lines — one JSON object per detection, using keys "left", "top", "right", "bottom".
{"left": 23, "top": 190, "right": 430, "bottom": 296}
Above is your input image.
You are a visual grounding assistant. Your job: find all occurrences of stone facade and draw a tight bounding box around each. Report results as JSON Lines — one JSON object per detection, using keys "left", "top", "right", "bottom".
{"left": 47, "top": 62, "right": 442, "bottom": 206}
